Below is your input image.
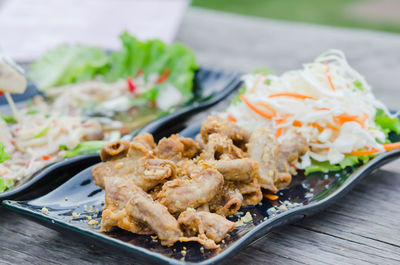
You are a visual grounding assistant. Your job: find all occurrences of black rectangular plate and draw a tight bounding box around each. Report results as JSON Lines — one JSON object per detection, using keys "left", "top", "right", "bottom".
{"left": 3, "top": 125, "right": 400, "bottom": 264}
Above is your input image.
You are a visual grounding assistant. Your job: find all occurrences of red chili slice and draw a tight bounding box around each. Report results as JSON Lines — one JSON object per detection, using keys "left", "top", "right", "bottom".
{"left": 156, "top": 69, "right": 170, "bottom": 84}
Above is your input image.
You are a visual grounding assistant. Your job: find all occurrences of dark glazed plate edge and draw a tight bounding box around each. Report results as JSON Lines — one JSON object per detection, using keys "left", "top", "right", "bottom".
{"left": 3, "top": 147, "right": 400, "bottom": 265}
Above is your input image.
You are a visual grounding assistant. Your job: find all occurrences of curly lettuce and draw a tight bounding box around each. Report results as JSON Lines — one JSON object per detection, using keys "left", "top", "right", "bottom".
{"left": 29, "top": 32, "right": 198, "bottom": 102}
{"left": 29, "top": 45, "right": 109, "bottom": 89}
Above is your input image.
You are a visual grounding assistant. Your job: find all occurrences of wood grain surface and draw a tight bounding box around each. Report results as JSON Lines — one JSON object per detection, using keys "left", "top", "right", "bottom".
{"left": 1, "top": 7, "right": 400, "bottom": 265}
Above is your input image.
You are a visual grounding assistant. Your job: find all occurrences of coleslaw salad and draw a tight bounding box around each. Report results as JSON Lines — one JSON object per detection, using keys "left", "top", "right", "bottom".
{"left": 225, "top": 50, "right": 400, "bottom": 174}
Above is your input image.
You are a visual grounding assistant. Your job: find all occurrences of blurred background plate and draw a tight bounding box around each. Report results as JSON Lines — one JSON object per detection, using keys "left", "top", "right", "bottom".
{"left": 0, "top": 67, "right": 242, "bottom": 201}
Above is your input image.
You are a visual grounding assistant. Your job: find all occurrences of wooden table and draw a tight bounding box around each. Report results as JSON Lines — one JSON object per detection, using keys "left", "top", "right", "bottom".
{"left": 1, "top": 7, "right": 400, "bottom": 264}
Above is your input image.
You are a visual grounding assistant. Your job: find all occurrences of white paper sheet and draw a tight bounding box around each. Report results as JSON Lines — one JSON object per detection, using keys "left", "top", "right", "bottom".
{"left": 0, "top": 0, "right": 188, "bottom": 61}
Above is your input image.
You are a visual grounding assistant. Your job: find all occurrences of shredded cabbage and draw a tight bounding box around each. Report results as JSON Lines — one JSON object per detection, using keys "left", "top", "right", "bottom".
{"left": 224, "top": 50, "right": 398, "bottom": 175}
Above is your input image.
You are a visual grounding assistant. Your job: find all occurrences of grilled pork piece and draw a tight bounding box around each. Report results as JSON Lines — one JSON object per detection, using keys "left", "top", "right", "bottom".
{"left": 157, "top": 168, "right": 224, "bottom": 213}
{"left": 209, "top": 182, "right": 243, "bottom": 216}
{"left": 214, "top": 158, "right": 258, "bottom": 183}
{"left": 92, "top": 157, "right": 176, "bottom": 191}
{"left": 100, "top": 140, "right": 130, "bottom": 162}
{"left": 156, "top": 134, "right": 200, "bottom": 163}
{"left": 248, "top": 127, "right": 279, "bottom": 193}
{"left": 275, "top": 132, "right": 308, "bottom": 189}
{"left": 126, "top": 186, "right": 182, "bottom": 246}
{"left": 100, "top": 177, "right": 152, "bottom": 234}
{"left": 178, "top": 209, "right": 236, "bottom": 248}
{"left": 201, "top": 116, "right": 250, "bottom": 150}
{"left": 201, "top": 134, "right": 245, "bottom": 160}
{"left": 237, "top": 178, "right": 263, "bottom": 206}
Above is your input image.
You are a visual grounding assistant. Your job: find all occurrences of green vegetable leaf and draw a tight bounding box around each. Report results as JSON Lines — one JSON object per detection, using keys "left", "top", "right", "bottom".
{"left": 33, "top": 126, "right": 50, "bottom": 138}
{"left": 252, "top": 67, "right": 273, "bottom": 75}
{"left": 0, "top": 143, "right": 10, "bottom": 163}
{"left": 354, "top": 80, "right": 364, "bottom": 91}
{"left": 305, "top": 155, "right": 372, "bottom": 175}
{"left": 62, "top": 141, "right": 107, "bottom": 158}
{"left": 27, "top": 109, "right": 39, "bottom": 115}
{"left": 232, "top": 85, "right": 247, "bottom": 105}
{"left": 0, "top": 177, "right": 14, "bottom": 193}
{"left": 105, "top": 32, "right": 198, "bottom": 102}
{"left": 29, "top": 44, "right": 109, "bottom": 89}
{"left": 375, "top": 109, "right": 400, "bottom": 134}
{"left": 1, "top": 114, "right": 16, "bottom": 124}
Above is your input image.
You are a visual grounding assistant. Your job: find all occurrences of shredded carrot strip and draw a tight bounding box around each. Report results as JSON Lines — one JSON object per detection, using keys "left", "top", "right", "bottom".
{"left": 314, "top": 107, "right": 330, "bottom": 111}
{"left": 227, "top": 114, "right": 237, "bottom": 122}
{"left": 347, "top": 142, "right": 400, "bottom": 155}
{"left": 324, "top": 61, "right": 335, "bottom": 91}
{"left": 293, "top": 120, "right": 302, "bottom": 127}
{"left": 275, "top": 113, "right": 293, "bottom": 124}
{"left": 268, "top": 92, "right": 316, "bottom": 100}
{"left": 275, "top": 128, "right": 282, "bottom": 138}
{"left": 250, "top": 74, "right": 264, "bottom": 93}
{"left": 240, "top": 95, "right": 276, "bottom": 119}
{"left": 256, "top": 102, "right": 277, "bottom": 117}
{"left": 265, "top": 194, "right": 278, "bottom": 200}
{"left": 310, "top": 122, "right": 339, "bottom": 132}
{"left": 347, "top": 148, "right": 379, "bottom": 156}
{"left": 383, "top": 142, "right": 400, "bottom": 151}
{"left": 333, "top": 114, "right": 366, "bottom": 127}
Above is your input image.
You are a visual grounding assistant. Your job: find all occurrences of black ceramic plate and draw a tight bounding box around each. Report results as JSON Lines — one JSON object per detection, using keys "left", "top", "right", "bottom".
{"left": 0, "top": 68, "right": 242, "bottom": 200}
{"left": 3, "top": 124, "right": 400, "bottom": 264}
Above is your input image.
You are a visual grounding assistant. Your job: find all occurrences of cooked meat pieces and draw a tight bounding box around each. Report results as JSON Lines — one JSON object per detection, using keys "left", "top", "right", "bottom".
{"left": 100, "top": 177, "right": 152, "bottom": 234}
{"left": 92, "top": 157, "right": 176, "bottom": 191}
{"left": 92, "top": 115, "right": 310, "bottom": 249}
{"left": 178, "top": 210, "right": 236, "bottom": 244}
{"left": 157, "top": 168, "right": 224, "bottom": 213}
{"left": 100, "top": 140, "right": 130, "bottom": 162}
{"left": 237, "top": 178, "right": 263, "bottom": 206}
{"left": 179, "top": 137, "right": 200, "bottom": 158}
{"left": 214, "top": 158, "right": 258, "bottom": 183}
{"left": 275, "top": 133, "right": 308, "bottom": 190}
{"left": 201, "top": 133, "right": 245, "bottom": 161}
{"left": 156, "top": 135, "right": 184, "bottom": 162}
{"left": 201, "top": 116, "right": 250, "bottom": 150}
{"left": 248, "top": 127, "right": 279, "bottom": 193}
{"left": 209, "top": 182, "right": 243, "bottom": 217}
{"left": 126, "top": 186, "right": 182, "bottom": 247}
{"left": 156, "top": 134, "right": 200, "bottom": 162}
{"left": 127, "top": 133, "right": 156, "bottom": 159}
{"left": 81, "top": 120, "right": 104, "bottom": 141}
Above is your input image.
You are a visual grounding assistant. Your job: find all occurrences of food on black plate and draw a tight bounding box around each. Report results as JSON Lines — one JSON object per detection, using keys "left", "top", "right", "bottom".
{"left": 92, "top": 116, "right": 307, "bottom": 248}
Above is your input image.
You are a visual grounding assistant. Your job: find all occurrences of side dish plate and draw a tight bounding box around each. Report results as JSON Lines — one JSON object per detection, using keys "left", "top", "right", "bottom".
{"left": 0, "top": 68, "right": 242, "bottom": 200}
{"left": 3, "top": 124, "right": 400, "bottom": 264}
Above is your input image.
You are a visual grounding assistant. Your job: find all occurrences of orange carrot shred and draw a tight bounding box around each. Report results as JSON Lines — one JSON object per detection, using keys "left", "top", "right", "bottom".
{"left": 240, "top": 95, "right": 276, "bottom": 119}
{"left": 324, "top": 61, "right": 335, "bottom": 91}
{"left": 227, "top": 114, "right": 237, "bottom": 122}
{"left": 383, "top": 142, "right": 400, "bottom": 151}
{"left": 292, "top": 120, "right": 302, "bottom": 127}
{"left": 256, "top": 102, "right": 277, "bottom": 116}
{"left": 265, "top": 194, "right": 278, "bottom": 201}
{"left": 268, "top": 92, "right": 316, "bottom": 100}
{"left": 347, "top": 148, "right": 379, "bottom": 156}
{"left": 250, "top": 74, "right": 264, "bottom": 93}
{"left": 275, "top": 128, "right": 282, "bottom": 138}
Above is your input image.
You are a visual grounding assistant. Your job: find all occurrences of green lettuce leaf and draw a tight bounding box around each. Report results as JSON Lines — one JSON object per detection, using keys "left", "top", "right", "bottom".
{"left": 0, "top": 177, "right": 14, "bottom": 193}
{"left": 106, "top": 32, "right": 198, "bottom": 102}
{"left": 374, "top": 108, "right": 400, "bottom": 134}
{"left": 62, "top": 141, "right": 107, "bottom": 158}
{"left": 0, "top": 142, "right": 10, "bottom": 163}
{"left": 29, "top": 45, "right": 109, "bottom": 89}
{"left": 305, "top": 155, "right": 372, "bottom": 175}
